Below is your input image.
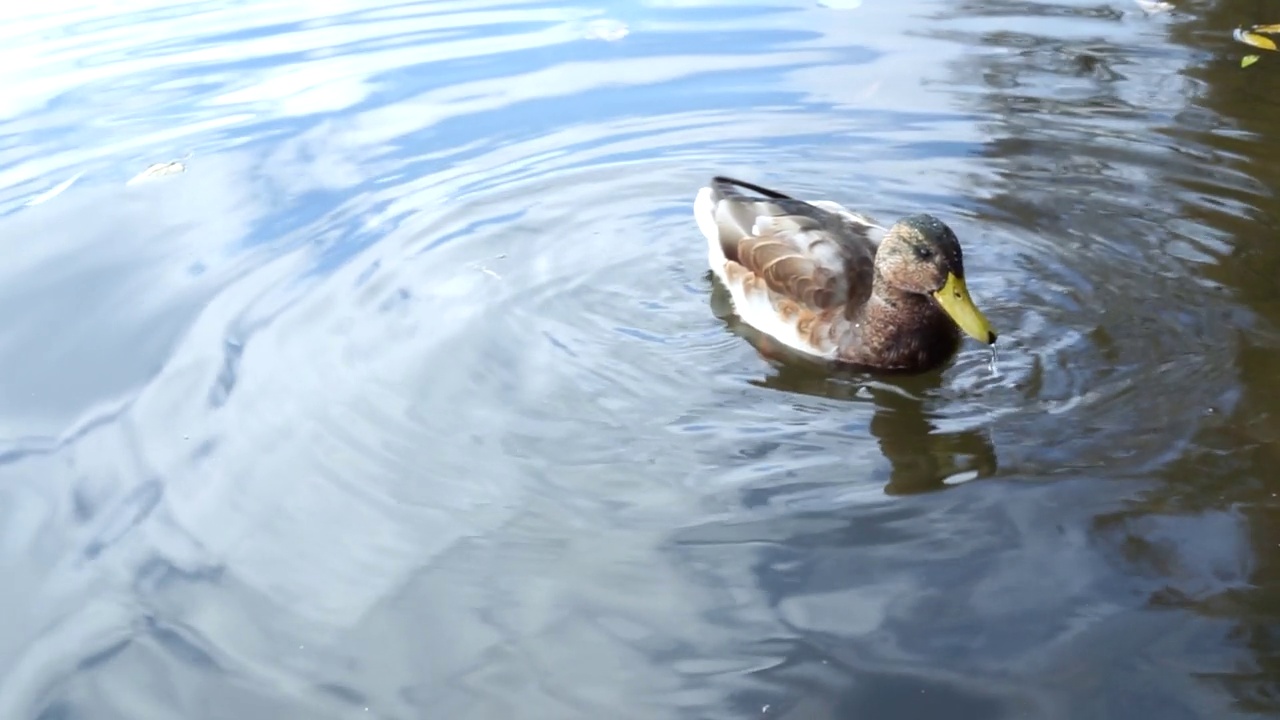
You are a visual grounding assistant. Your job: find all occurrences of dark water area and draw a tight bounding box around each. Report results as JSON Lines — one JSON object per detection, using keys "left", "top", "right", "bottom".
{"left": 2, "top": 0, "right": 1280, "bottom": 718}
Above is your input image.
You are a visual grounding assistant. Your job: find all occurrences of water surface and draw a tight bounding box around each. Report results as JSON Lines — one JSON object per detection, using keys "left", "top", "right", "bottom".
{"left": 2, "top": 0, "right": 1280, "bottom": 718}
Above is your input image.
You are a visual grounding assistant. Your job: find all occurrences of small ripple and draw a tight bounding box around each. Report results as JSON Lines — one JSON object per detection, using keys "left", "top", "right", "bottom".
{"left": 81, "top": 480, "right": 164, "bottom": 561}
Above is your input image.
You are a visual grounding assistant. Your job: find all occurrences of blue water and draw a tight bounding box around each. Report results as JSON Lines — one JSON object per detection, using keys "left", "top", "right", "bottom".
{"left": 3, "top": 0, "right": 1280, "bottom": 718}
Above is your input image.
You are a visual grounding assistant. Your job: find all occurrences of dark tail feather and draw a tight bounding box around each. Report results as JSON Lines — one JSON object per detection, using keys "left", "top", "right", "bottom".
{"left": 711, "top": 176, "right": 796, "bottom": 201}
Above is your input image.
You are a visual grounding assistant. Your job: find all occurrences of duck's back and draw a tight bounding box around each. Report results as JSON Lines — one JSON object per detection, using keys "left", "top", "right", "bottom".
{"left": 695, "top": 177, "right": 883, "bottom": 305}
{"left": 693, "top": 176, "right": 888, "bottom": 360}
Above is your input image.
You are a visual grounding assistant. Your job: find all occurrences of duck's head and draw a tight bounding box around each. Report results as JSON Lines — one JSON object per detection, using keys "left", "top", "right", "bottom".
{"left": 875, "top": 213, "right": 997, "bottom": 345}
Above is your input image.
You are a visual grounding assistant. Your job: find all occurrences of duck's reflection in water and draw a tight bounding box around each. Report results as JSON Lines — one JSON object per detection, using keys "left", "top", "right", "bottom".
{"left": 711, "top": 277, "right": 998, "bottom": 495}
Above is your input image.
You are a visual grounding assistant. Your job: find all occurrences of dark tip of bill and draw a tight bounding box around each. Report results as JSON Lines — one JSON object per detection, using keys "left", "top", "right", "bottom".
{"left": 987, "top": 331, "right": 998, "bottom": 344}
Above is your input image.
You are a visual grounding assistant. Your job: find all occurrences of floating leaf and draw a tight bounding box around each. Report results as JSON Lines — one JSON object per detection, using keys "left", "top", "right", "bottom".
{"left": 1242, "top": 54, "right": 1261, "bottom": 68}
{"left": 1251, "top": 24, "right": 1280, "bottom": 34}
{"left": 1239, "top": 31, "right": 1277, "bottom": 51}
{"left": 1134, "top": 0, "right": 1173, "bottom": 14}
{"left": 582, "top": 18, "right": 629, "bottom": 41}
{"left": 126, "top": 160, "right": 186, "bottom": 186}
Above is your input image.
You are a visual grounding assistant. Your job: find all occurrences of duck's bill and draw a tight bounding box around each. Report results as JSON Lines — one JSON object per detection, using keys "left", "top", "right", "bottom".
{"left": 933, "top": 273, "right": 997, "bottom": 344}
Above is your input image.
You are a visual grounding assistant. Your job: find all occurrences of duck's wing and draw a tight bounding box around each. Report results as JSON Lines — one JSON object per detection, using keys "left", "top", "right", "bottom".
{"left": 694, "top": 176, "right": 886, "bottom": 310}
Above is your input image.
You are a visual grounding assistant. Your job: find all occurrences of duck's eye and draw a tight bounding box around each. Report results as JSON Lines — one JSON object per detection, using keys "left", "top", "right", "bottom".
{"left": 914, "top": 246, "right": 934, "bottom": 260}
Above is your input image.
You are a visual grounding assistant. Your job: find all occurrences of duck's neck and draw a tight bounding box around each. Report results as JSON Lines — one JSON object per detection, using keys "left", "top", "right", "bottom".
{"left": 858, "top": 280, "right": 961, "bottom": 370}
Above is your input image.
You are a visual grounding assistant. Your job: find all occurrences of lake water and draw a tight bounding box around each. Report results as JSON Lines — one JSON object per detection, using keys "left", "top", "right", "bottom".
{"left": 3, "top": 0, "right": 1280, "bottom": 718}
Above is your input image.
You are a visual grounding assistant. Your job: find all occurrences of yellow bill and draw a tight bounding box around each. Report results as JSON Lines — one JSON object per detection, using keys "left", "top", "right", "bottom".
{"left": 932, "top": 272, "right": 997, "bottom": 344}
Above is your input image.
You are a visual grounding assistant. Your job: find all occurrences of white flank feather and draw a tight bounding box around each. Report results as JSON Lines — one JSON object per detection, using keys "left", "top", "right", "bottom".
{"left": 693, "top": 185, "right": 838, "bottom": 360}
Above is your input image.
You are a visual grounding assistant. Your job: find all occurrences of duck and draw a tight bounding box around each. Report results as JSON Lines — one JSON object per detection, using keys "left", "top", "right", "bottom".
{"left": 693, "top": 175, "right": 997, "bottom": 373}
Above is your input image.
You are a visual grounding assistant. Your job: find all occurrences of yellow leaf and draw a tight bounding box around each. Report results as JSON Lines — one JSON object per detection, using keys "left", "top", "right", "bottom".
{"left": 1243, "top": 54, "right": 1261, "bottom": 67}
{"left": 1240, "top": 31, "right": 1278, "bottom": 51}
{"left": 1251, "top": 24, "right": 1280, "bottom": 34}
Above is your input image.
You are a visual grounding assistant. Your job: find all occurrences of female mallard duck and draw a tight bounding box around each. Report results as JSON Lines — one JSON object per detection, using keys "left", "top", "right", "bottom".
{"left": 694, "top": 176, "right": 997, "bottom": 372}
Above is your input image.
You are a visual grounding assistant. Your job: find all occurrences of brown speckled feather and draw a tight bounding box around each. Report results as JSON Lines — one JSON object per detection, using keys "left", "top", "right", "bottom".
{"left": 703, "top": 177, "right": 884, "bottom": 314}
